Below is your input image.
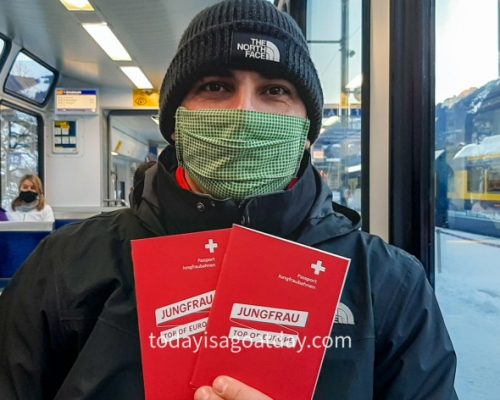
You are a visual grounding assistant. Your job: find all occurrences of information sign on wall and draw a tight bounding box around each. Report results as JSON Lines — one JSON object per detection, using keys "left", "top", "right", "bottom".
{"left": 133, "top": 89, "right": 159, "bottom": 108}
{"left": 53, "top": 120, "right": 77, "bottom": 154}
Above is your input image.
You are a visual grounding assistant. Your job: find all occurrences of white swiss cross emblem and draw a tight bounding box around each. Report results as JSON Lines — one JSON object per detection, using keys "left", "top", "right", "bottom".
{"left": 204, "top": 239, "right": 218, "bottom": 253}
{"left": 311, "top": 260, "right": 326, "bottom": 275}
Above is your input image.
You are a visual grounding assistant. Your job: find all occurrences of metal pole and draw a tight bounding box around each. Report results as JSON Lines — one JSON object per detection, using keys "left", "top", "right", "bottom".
{"left": 341, "top": 0, "right": 350, "bottom": 126}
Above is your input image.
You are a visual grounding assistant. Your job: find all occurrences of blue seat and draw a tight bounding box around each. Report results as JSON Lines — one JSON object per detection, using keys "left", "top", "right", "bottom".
{"left": 0, "top": 222, "right": 54, "bottom": 282}
{"left": 54, "top": 219, "right": 82, "bottom": 230}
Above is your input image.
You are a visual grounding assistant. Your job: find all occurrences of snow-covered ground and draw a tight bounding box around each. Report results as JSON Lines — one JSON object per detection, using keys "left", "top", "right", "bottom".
{"left": 435, "top": 228, "right": 500, "bottom": 399}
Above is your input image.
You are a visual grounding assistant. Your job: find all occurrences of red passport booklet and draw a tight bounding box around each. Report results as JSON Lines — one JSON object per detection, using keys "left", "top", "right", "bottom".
{"left": 190, "top": 225, "right": 350, "bottom": 400}
{"left": 131, "top": 229, "right": 231, "bottom": 400}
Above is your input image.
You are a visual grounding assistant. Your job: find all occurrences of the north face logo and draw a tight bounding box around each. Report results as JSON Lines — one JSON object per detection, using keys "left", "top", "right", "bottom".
{"left": 335, "top": 302, "right": 355, "bottom": 325}
{"left": 232, "top": 33, "right": 283, "bottom": 63}
{"left": 236, "top": 38, "right": 280, "bottom": 62}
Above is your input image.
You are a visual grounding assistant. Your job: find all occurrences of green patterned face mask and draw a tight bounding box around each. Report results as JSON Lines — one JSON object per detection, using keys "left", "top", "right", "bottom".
{"left": 175, "top": 107, "right": 310, "bottom": 201}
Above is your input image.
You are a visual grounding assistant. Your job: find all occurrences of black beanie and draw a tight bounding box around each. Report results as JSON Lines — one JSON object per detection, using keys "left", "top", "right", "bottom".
{"left": 159, "top": 0, "right": 324, "bottom": 144}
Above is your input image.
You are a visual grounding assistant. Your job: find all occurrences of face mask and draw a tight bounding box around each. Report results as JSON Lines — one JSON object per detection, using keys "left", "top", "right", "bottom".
{"left": 175, "top": 107, "right": 310, "bottom": 201}
{"left": 19, "top": 190, "right": 38, "bottom": 203}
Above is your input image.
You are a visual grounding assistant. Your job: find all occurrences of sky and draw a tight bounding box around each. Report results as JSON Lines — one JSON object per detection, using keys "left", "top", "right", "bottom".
{"left": 307, "top": 0, "right": 362, "bottom": 105}
{"left": 435, "top": 0, "right": 498, "bottom": 103}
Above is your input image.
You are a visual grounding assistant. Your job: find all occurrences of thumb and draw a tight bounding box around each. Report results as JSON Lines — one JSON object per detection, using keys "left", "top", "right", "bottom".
{"left": 212, "top": 376, "right": 273, "bottom": 400}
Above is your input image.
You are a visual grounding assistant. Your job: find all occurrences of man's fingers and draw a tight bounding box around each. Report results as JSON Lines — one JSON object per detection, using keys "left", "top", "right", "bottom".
{"left": 193, "top": 375, "right": 273, "bottom": 400}
{"left": 194, "top": 385, "right": 224, "bottom": 400}
{"left": 212, "top": 376, "right": 273, "bottom": 400}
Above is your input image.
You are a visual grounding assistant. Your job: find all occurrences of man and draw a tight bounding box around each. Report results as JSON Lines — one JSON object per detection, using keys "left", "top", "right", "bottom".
{"left": 0, "top": 0, "right": 457, "bottom": 399}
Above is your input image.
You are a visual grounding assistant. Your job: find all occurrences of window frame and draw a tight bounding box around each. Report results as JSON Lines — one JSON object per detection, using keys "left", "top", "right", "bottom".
{"left": 389, "top": 0, "right": 435, "bottom": 284}
{"left": 3, "top": 49, "right": 59, "bottom": 107}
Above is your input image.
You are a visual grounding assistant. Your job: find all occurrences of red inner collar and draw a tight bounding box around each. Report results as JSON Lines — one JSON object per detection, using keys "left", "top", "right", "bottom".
{"left": 175, "top": 166, "right": 299, "bottom": 192}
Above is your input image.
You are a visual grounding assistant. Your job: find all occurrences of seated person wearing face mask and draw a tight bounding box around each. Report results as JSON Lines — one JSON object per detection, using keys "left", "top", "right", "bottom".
{"left": 5, "top": 174, "right": 54, "bottom": 222}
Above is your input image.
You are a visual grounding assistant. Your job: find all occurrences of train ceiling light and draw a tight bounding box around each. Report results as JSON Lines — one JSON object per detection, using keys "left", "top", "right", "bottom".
{"left": 120, "top": 66, "right": 153, "bottom": 89}
{"left": 82, "top": 23, "right": 132, "bottom": 61}
{"left": 59, "top": 0, "right": 94, "bottom": 11}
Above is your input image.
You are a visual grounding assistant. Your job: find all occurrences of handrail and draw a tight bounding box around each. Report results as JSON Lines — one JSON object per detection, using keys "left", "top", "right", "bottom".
{"left": 103, "top": 198, "right": 128, "bottom": 207}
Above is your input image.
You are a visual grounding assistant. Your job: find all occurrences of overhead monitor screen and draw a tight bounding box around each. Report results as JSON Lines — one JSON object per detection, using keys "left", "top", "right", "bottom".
{"left": 55, "top": 88, "right": 98, "bottom": 114}
{"left": 4, "top": 51, "right": 56, "bottom": 105}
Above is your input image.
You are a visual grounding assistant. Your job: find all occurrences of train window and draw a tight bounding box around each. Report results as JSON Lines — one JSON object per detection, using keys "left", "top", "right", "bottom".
{"left": 487, "top": 166, "right": 500, "bottom": 192}
{"left": 0, "top": 101, "right": 43, "bottom": 209}
{"left": 434, "top": 0, "right": 500, "bottom": 397}
{"left": 3, "top": 50, "right": 57, "bottom": 106}
{"left": 307, "top": 0, "right": 363, "bottom": 214}
{"left": 466, "top": 166, "right": 484, "bottom": 193}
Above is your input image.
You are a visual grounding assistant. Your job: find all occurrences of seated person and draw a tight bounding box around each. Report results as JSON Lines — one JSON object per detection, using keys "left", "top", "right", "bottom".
{"left": 5, "top": 174, "right": 54, "bottom": 222}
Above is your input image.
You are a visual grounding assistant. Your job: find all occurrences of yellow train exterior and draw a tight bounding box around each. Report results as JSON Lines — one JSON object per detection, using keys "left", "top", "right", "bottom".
{"left": 448, "top": 135, "right": 500, "bottom": 210}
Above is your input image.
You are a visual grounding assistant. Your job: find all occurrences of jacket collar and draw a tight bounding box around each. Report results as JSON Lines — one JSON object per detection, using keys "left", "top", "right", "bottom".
{"left": 136, "top": 146, "right": 361, "bottom": 244}
{"left": 147, "top": 145, "right": 318, "bottom": 239}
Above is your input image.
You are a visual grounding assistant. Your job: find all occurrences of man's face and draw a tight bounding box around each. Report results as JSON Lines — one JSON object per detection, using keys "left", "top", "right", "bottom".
{"left": 180, "top": 69, "right": 307, "bottom": 118}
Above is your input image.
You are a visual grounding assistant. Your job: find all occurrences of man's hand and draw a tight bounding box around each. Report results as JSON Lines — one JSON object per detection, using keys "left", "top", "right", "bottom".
{"left": 194, "top": 376, "right": 273, "bottom": 400}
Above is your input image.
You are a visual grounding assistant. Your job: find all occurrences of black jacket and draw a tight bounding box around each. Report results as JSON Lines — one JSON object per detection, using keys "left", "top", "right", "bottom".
{"left": 0, "top": 148, "right": 458, "bottom": 399}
